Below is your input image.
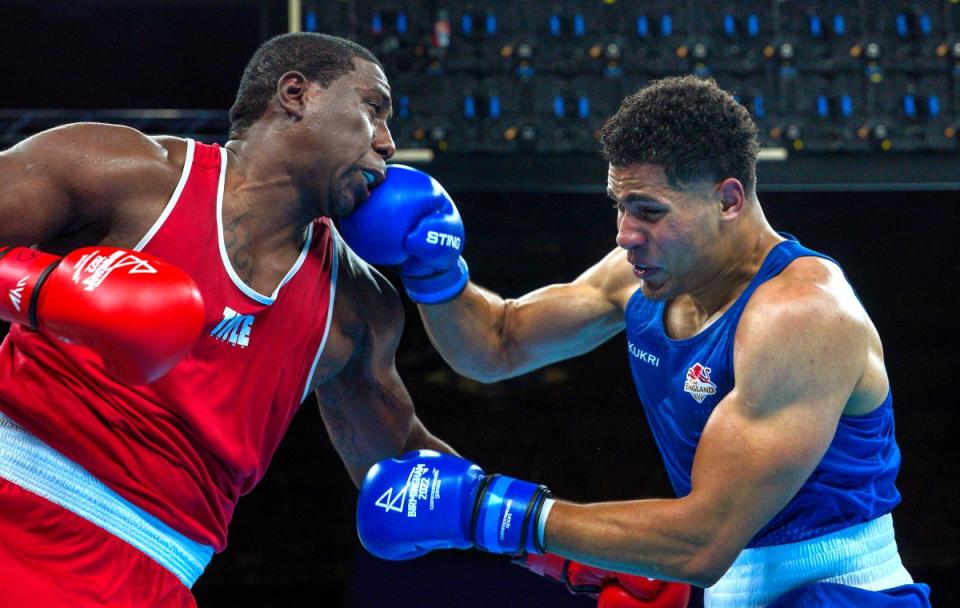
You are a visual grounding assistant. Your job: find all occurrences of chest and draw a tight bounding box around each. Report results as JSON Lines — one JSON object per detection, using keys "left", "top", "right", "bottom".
{"left": 624, "top": 306, "right": 736, "bottom": 433}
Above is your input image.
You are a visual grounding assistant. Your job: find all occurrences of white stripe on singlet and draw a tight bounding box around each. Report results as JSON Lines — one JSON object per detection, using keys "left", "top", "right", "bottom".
{"left": 706, "top": 514, "right": 913, "bottom": 607}
{"left": 0, "top": 411, "right": 213, "bottom": 588}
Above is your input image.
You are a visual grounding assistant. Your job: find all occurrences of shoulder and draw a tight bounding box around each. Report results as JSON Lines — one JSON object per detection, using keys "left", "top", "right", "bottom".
{"left": 308, "top": 234, "right": 405, "bottom": 388}
{"left": 1, "top": 124, "right": 191, "bottom": 250}
{"left": 13, "top": 122, "right": 170, "bottom": 160}
{"left": 734, "top": 255, "right": 871, "bottom": 408}
{"left": 12, "top": 123, "right": 186, "bottom": 192}
{"left": 742, "top": 255, "right": 865, "bottom": 335}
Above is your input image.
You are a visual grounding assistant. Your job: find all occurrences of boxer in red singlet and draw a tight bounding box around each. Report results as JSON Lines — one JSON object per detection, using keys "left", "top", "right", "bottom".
{"left": 0, "top": 32, "right": 455, "bottom": 607}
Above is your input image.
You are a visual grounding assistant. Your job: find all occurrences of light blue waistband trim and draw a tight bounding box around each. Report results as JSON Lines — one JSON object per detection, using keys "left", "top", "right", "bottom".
{"left": 0, "top": 412, "right": 213, "bottom": 588}
{"left": 706, "top": 514, "right": 913, "bottom": 608}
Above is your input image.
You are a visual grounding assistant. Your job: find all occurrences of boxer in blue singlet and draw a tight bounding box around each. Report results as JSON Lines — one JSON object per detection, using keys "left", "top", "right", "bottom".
{"left": 345, "top": 76, "right": 931, "bottom": 607}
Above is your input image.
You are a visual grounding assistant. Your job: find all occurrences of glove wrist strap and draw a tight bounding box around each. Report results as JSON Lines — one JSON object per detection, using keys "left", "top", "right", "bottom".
{"left": 0, "top": 247, "right": 61, "bottom": 328}
{"left": 471, "top": 474, "right": 551, "bottom": 556}
{"left": 403, "top": 257, "right": 469, "bottom": 304}
{"left": 29, "top": 258, "right": 62, "bottom": 331}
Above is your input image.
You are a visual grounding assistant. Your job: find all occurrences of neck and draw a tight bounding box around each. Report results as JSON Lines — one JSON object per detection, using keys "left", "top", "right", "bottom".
{"left": 223, "top": 129, "right": 317, "bottom": 251}
{"left": 686, "top": 210, "right": 781, "bottom": 323}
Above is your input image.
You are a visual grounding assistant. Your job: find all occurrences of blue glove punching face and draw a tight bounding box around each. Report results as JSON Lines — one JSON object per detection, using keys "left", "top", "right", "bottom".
{"left": 339, "top": 164, "right": 463, "bottom": 265}
{"left": 339, "top": 165, "right": 469, "bottom": 304}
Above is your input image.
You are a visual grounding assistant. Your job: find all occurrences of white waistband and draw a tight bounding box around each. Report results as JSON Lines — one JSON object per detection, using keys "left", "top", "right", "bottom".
{"left": 705, "top": 514, "right": 913, "bottom": 608}
{"left": 0, "top": 411, "right": 213, "bottom": 588}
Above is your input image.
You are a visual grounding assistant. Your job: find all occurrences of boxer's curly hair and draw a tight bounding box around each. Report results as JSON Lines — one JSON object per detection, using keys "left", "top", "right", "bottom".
{"left": 600, "top": 76, "right": 760, "bottom": 192}
{"left": 229, "top": 32, "right": 381, "bottom": 138}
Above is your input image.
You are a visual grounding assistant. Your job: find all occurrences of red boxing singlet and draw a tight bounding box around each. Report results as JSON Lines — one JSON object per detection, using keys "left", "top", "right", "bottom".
{"left": 0, "top": 139, "right": 338, "bottom": 551}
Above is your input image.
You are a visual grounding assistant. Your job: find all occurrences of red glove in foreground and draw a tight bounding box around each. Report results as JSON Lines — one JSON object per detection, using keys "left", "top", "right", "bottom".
{"left": 0, "top": 245, "right": 204, "bottom": 384}
{"left": 519, "top": 552, "right": 691, "bottom": 608}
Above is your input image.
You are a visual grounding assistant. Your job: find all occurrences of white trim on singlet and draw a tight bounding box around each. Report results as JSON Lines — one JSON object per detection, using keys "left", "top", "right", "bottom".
{"left": 301, "top": 222, "right": 340, "bottom": 403}
{"left": 214, "top": 147, "right": 313, "bottom": 305}
{"left": 705, "top": 514, "right": 913, "bottom": 607}
{"left": 133, "top": 138, "right": 196, "bottom": 252}
{"left": 0, "top": 412, "right": 213, "bottom": 589}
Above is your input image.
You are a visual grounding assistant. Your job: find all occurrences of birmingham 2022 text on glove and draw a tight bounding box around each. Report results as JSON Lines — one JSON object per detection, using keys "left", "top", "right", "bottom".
{"left": 356, "top": 450, "right": 551, "bottom": 559}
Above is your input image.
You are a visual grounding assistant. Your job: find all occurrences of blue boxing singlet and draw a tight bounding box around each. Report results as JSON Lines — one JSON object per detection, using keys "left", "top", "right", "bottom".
{"left": 623, "top": 235, "right": 902, "bottom": 548}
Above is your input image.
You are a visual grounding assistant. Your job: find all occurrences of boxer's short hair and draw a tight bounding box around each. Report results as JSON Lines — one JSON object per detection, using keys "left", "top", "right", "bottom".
{"left": 229, "top": 32, "right": 381, "bottom": 138}
{"left": 601, "top": 76, "right": 760, "bottom": 192}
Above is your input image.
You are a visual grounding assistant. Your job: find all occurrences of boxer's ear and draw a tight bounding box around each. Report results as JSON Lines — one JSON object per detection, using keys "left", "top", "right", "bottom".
{"left": 276, "top": 71, "right": 309, "bottom": 119}
{"left": 718, "top": 178, "right": 745, "bottom": 218}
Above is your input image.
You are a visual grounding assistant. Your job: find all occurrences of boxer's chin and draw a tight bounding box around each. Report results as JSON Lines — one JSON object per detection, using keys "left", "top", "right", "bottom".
{"left": 331, "top": 181, "right": 368, "bottom": 218}
{"left": 639, "top": 274, "right": 673, "bottom": 301}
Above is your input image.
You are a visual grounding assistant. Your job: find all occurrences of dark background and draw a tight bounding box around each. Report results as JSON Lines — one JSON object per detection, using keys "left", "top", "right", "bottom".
{"left": 1, "top": 2, "right": 957, "bottom": 606}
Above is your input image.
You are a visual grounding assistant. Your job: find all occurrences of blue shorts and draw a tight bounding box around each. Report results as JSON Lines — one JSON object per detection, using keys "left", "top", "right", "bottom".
{"left": 768, "top": 582, "right": 931, "bottom": 607}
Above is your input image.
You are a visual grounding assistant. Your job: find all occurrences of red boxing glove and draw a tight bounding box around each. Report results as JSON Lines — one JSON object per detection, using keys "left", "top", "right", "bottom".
{"left": 0, "top": 245, "right": 204, "bottom": 384}
{"left": 519, "top": 553, "right": 690, "bottom": 608}
{"left": 597, "top": 579, "right": 691, "bottom": 608}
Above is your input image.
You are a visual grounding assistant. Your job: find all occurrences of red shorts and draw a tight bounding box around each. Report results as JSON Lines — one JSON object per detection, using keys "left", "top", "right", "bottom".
{"left": 0, "top": 478, "right": 195, "bottom": 607}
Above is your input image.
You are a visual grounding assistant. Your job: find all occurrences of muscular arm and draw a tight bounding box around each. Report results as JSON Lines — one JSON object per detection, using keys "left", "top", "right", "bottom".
{"left": 418, "top": 247, "right": 638, "bottom": 382}
{"left": 315, "top": 249, "right": 454, "bottom": 486}
{"left": 0, "top": 123, "right": 177, "bottom": 249}
{"left": 540, "top": 273, "right": 871, "bottom": 586}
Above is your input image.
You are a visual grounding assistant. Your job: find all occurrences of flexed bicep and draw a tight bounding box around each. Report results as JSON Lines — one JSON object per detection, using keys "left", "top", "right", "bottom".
{"left": 682, "top": 284, "right": 867, "bottom": 580}
{"left": 0, "top": 123, "right": 180, "bottom": 249}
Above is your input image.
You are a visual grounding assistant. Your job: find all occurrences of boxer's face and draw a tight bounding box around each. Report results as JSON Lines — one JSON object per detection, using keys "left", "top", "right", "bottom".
{"left": 299, "top": 59, "right": 395, "bottom": 218}
{"left": 609, "top": 163, "right": 724, "bottom": 301}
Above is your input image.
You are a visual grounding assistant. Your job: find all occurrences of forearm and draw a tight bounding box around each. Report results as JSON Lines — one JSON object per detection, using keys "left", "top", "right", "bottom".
{"left": 419, "top": 270, "right": 628, "bottom": 383}
{"left": 320, "top": 392, "right": 457, "bottom": 487}
{"left": 319, "top": 402, "right": 391, "bottom": 486}
{"left": 403, "top": 418, "right": 458, "bottom": 456}
{"left": 543, "top": 498, "right": 733, "bottom": 587}
{"left": 417, "top": 282, "right": 518, "bottom": 382}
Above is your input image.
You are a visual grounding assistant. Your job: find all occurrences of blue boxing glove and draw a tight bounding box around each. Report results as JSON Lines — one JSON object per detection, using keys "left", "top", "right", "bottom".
{"left": 357, "top": 450, "right": 552, "bottom": 561}
{"left": 339, "top": 164, "right": 469, "bottom": 304}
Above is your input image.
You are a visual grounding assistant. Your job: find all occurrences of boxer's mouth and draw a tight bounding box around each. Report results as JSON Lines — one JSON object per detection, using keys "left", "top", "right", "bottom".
{"left": 358, "top": 168, "right": 385, "bottom": 190}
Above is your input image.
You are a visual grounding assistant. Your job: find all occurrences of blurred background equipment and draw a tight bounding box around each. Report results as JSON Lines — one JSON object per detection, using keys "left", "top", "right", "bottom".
{"left": 2, "top": 0, "right": 959, "bottom": 190}
{"left": 305, "top": 0, "right": 960, "bottom": 190}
